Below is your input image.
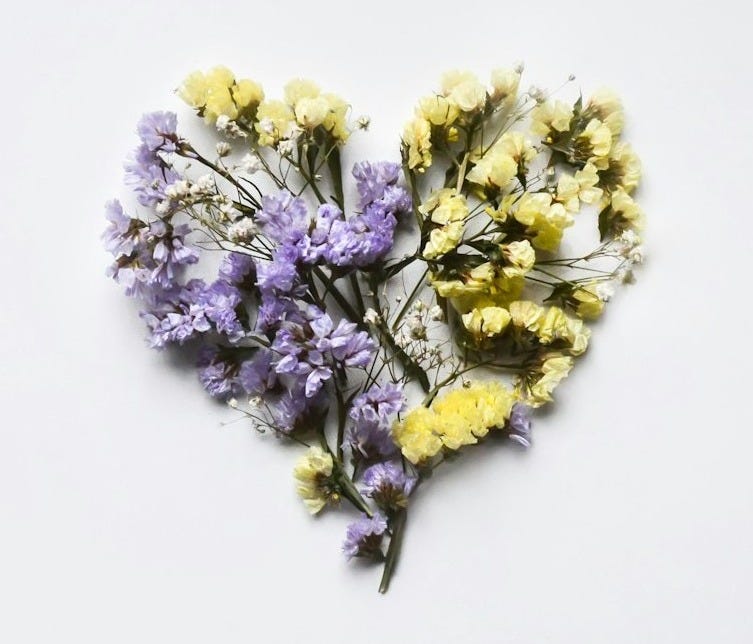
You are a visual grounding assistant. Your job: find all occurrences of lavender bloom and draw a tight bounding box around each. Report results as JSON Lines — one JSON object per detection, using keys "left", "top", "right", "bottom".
{"left": 349, "top": 383, "right": 405, "bottom": 424}
{"left": 239, "top": 349, "right": 278, "bottom": 395}
{"left": 256, "top": 190, "right": 310, "bottom": 245}
{"left": 352, "top": 161, "right": 401, "bottom": 208}
{"left": 196, "top": 345, "right": 244, "bottom": 400}
{"left": 342, "top": 512, "right": 388, "bottom": 560}
{"left": 147, "top": 220, "right": 199, "bottom": 290}
{"left": 219, "top": 252, "right": 256, "bottom": 286}
{"left": 255, "top": 293, "right": 303, "bottom": 333}
{"left": 345, "top": 419, "right": 398, "bottom": 461}
{"left": 136, "top": 111, "right": 178, "bottom": 155}
{"left": 197, "top": 280, "right": 245, "bottom": 342}
{"left": 507, "top": 403, "right": 532, "bottom": 447}
{"left": 140, "top": 280, "right": 211, "bottom": 348}
{"left": 125, "top": 152, "right": 181, "bottom": 208}
{"left": 361, "top": 462, "right": 417, "bottom": 509}
{"left": 102, "top": 200, "right": 141, "bottom": 257}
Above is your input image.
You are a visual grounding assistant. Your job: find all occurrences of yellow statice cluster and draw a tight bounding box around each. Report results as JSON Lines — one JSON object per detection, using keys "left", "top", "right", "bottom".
{"left": 179, "top": 66, "right": 264, "bottom": 124}
{"left": 392, "top": 381, "right": 517, "bottom": 464}
{"left": 508, "top": 300, "right": 590, "bottom": 355}
{"left": 466, "top": 132, "right": 537, "bottom": 192}
{"left": 282, "top": 78, "right": 350, "bottom": 140}
{"left": 420, "top": 188, "right": 470, "bottom": 259}
{"left": 402, "top": 68, "right": 522, "bottom": 172}
{"left": 293, "top": 446, "right": 337, "bottom": 514}
{"left": 507, "top": 191, "right": 574, "bottom": 252}
{"left": 516, "top": 353, "right": 575, "bottom": 407}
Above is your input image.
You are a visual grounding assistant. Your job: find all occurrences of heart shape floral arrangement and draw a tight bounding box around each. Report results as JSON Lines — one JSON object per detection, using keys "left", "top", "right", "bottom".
{"left": 103, "top": 64, "right": 644, "bottom": 592}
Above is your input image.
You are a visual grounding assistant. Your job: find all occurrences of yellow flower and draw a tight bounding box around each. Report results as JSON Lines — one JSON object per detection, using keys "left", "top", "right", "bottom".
{"left": 284, "top": 78, "right": 321, "bottom": 106}
{"left": 509, "top": 300, "right": 544, "bottom": 329}
{"left": 467, "top": 132, "right": 535, "bottom": 190}
{"left": 440, "top": 70, "right": 487, "bottom": 112}
{"left": 419, "top": 188, "right": 469, "bottom": 224}
{"left": 232, "top": 79, "right": 264, "bottom": 110}
{"left": 392, "top": 406, "right": 443, "bottom": 464}
{"left": 575, "top": 118, "right": 612, "bottom": 164}
{"left": 255, "top": 100, "right": 295, "bottom": 147}
{"left": 403, "top": 117, "right": 432, "bottom": 171}
{"left": 418, "top": 95, "right": 459, "bottom": 126}
{"left": 489, "top": 68, "right": 521, "bottom": 105}
{"left": 423, "top": 221, "right": 464, "bottom": 259}
{"left": 512, "top": 192, "right": 573, "bottom": 252}
{"left": 462, "top": 306, "right": 512, "bottom": 338}
{"left": 531, "top": 100, "right": 573, "bottom": 138}
{"left": 609, "top": 188, "right": 644, "bottom": 231}
{"left": 572, "top": 283, "right": 604, "bottom": 319}
{"left": 601, "top": 142, "right": 642, "bottom": 193}
{"left": 509, "top": 301, "right": 590, "bottom": 355}
{"left": 527, "top": 354, "right": 574, "bottom": 407}
{"left": 178, "top": 71, "right": 211, "bottom": 108}
{"left": 321, "top": 93, "right": 350, "bottom": 141}
{"left": 294, "top": 96, "right": 331, "bottom": 128}
{"left": 501, "top": 239, "right": 536, "bottom": 272}
{"left": 575, "top": 162, "right": 603, "bottom": 204}
{"left": 584, "top": 88, "right": 624, "bottom": 136}
{"left": 293, "top": 446, "right": 336, "bottom": 514}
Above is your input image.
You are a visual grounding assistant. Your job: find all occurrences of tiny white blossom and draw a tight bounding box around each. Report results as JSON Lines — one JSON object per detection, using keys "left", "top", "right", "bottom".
{"left": 527, "top": 85, "right": 546, "bottom": 103}
{"left": 357, "top": 115, "right": 371, "bottom": 130}
{"left": 259, "top": 118, "right": 275, "bottom": 134}
{"left": 428, "top": 305, "right": 444, "bottom": 322}
{"left": 595, "top": 282, "right": 615, "bottom": 302}
{"left": 248, "top": 396, "right": 262, "bottom": 408}
{"left": 239, "top": 153, "right": 262, "bottom": 174}
{"left": 278, "top": 139, "right": 295, "bottom": 157}
{"left": 216, "top": 141, "right": 232, "bottom": 157}
{"left": 363, "top": 308, "right": 381, "bottom": 325}
{"left": 514, "top": 61, "right": 525, "bottom": 74}
{"left": 407, "top": 315, "right": 427, "bottom": 340}
{"left": 228, "top": 398, "right": 239, "bottom": 409}
{"left": 228, "top": 218, "right": 259, "bottom": 242}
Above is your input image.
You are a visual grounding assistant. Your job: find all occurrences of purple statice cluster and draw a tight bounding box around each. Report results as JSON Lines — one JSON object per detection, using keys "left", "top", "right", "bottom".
{"left": 361, "top": 462, "right": 416, "bottom": 510}
{"left": 507, "top": 403, "right": 533, "bottom": 447}
{"left": 124, "top": 111, "right": 181, "bottom": 210}
{"left": 239, "top": 307, "right": 376, "bottom": 431}
{"left": 345, "top": 382, "right": 405, "bottom": 461}
{"left": 342, "top": 512, "right": 388, "bottom": 560}
{"left": 253, "top": 161, "right": 411, "bottom": 274}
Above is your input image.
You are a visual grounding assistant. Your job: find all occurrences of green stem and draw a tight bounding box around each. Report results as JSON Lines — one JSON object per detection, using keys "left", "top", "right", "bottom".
{"left": 379, "top": 509, "right": 407, "bottom": 594}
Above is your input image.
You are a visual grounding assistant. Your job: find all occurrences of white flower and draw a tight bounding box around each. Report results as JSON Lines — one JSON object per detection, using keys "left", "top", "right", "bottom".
{"left": 595, "top": 282, "right": 615, "bottom": 302}
{"left": 191, "top": 174, "right": 215, "bottom": 196}
{"left": 248, "top": 396, "right": 262, "bottom": 408}
{"left": 259, "top": 117, "right": 275, "bottom": 134}
{"left": 216, "top": 141, "right": 231, "bottom": 157}
{"left": 278, "top": 139, "right": 295, "bottom": 157}
{"left": 239, "top": 153, "right": 262, "bottom": 174}
{"left": 357, "top": 115, "right": 371, "bottom": 130}
{"left": 618, "top": 229, "right": 641, "bottom": 251}
{"left": 428, "top": 305, "right": 444, "bottom": 321}
{"left": 527, "top": 85, "right": 546, "bottom": 103}
{"left": 228, "top": 218, "right": 258, "bottom": 242}
{"left": 407, "top": 314, "right": 427, "bottom": 340}
{"left": 628, "top": 245, "right": 644, "bottom": 264}
{"left": 228, "top": 398, "right": 239, "bottom": 409}
{"left": 363, "top": 308, "right": 381, "bottom": 325}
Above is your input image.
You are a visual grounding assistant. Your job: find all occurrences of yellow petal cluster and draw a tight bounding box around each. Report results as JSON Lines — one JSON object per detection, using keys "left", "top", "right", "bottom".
{"left": 440, "top": 70, "right": 487, "bottom": 113}
{"left": 531, "top": 100, "right": 573, "bottom": 138}
{"left": 489, "top": 68, "right": 521, "bottom": 106}
{"left": 462, "top": 306, "right": 512, "bottom": 338}
{"left": 179, "top": 66, "right": 264, "bottom": 124}
{"left": 524, "top": 354, "right": 574, "bottom": 407}
{"left": 584, "top": 88, "right": 624, "bottom": 136}
{"left": 403, "top": 117, "right": 432, "bottom": 171}
{"left": 393, "top": 381, "right": 517, "bottom": 464}
{"left": 293, "top": 446, "right": 336, "bottom": 514}
{"left": 511, "top": 192, "right": 574, "bottom": 252}
{"left": 420, "top": 189, "right": 469, "bottom": 259}
{"left": 467, "top": 132, "right": 536, "bottom": 191}
{"left": 254, "top": 100, "right": 295, "bottom": 147}
{"left": 571, "top": 283, "right": 605, "bottom": 320}
{"left": 509, "top": 300, "right": 590, "bottom": 355}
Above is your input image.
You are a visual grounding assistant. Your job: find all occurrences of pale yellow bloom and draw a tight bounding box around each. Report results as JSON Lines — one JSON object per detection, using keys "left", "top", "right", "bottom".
{"left": 321, "top": 93, "right": 350, "bottom": 141}
{"left": 392, "top": 407, "right": 443, "bottom": 464}
{"left": 255, "top": 100, "right": 295, "bottom": 147}
{"left": 602, "top": 142, "right": 642, "bottom": 193}
{"left": 572, "top": 283, "right": 604, "bottom": 319}
{"left": 575, "top": 162, "right": 603, "bottom": 204}
{"left": 501, "top": 239, "right": 536, "bottom": 272}
{"left": 232, "top": 79, "right": 264, "bottom": 110}
{"left": 423, "top": 221, "right": 464, "bottom": 259}
{"left": 462, "top": 306, "right": 512, "bottom": 338}
{"left": 585, "top": 88, "right": 624, "bottom": 136}
{"left": 284, "top": 78, "right": 321, "bottom": 106}
{"left": 531, "top": 100, "right": 573, "bottom": 137}
{"left": 576, "top": 118, "right": 612, "bottom": 164}
{"left": 440, "top": 70, "right": 487, "bottom": 112}
{"left": 512, "top": 192, "right": 574, "bottom": 252}
{"left": 609, "top": 188, "right": 644, "bottom": 230}
{"left": 403, "top": 117, "right": 432, "bottom": 171}
{"left": 293, "top": 446, "right": 335, "bottom": 514}
{"left": 467, "top": 132, "right": 536, "bottom": 190}
{"left": 419, "top": 188, "right": 469, "bottom": 225}
{"left": 294, "top": 96, "right": 331, "bottom": 128}
{"left": 489, "top": 68, "right": 521, "bottom": 105}
{"left": 418, "top": 95, "right": 459, "bottom": 126}
{"left": 178, "top": 67, "right": 261, "bottom": 124}
{"left": 527, "top": 354, "right": 574, "bottom": 407}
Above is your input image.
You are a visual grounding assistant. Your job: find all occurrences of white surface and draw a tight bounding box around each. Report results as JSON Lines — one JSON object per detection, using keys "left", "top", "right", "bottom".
{"left": 2, "top": 1, "right": 752, "bottom": 642}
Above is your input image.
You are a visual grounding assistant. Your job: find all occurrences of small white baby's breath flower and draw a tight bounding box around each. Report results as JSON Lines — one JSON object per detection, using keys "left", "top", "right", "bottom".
{"left": 216, "top": 115, "right": 231, "bottom": 131}
{"left": 628, "top": 245, "right": 644, "bottom": 264}
{"left": 239, "top": 153, "right": 262, "bottom": 174}
{"left": 527, "top": 85, "right": 546, "bottom": 103}
{"left": 595, "top": 282, "right": 615, "bottom": 302}
{"left": 259, "top": 118, "right": 275, "bottom": 134}
{"left": 216, "top": 141, "right": 232, "bottom": 157}
{"left": 228, "top": 398, "right": 239, "bottom": 409}
{"left": 514, "top": 61, "right": 525, "bottom": 74}
{"left": 363, "top": 308, "right": 381, "bottom": 325}
{"left": 357, "top": 115, "right": 371, "bottom": 130}
{"left": 228, "top": 218, "right": 258, "bottom": 242}
{"left": 428, "top": 305, "right": 444, "bottom": 322}
{"left": 278, "top": 139, "right": 295, "bottom": 157}
{"left": 248, "top": 396, "right": 262, "bottom": 408}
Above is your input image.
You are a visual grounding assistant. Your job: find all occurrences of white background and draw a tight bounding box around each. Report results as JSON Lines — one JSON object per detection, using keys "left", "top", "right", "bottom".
{"left": 2, "top": 0, "right": 752, "bottom": 642}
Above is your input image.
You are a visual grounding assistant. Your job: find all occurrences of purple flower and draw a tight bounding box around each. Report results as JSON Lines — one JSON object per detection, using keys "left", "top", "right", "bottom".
{"left": 196, "top": 345, "right": 245, "bottom": 399}
{"left": 147, "top": 220, "right": 199, "bottom": 290}
{"left": 102, "top": 200, "right": 142, "bottom": 257}
{"left": 197, "top": 280, "right": 245, "bottom": 342}
{"left": 507, "top": 403, "right": 532, "bottom": 447}
{"left": 350, "top": 383, "right": 405, "bottom": 424}
{"left": 256, "top": 244, "right": 305, "bottom": 296}
{"left": 239, "top": 349, "right": 278, "bottom": 395}
{"left": 136, "top": 111, "right": 178, "bottom": 155}
{"left": 254, "top": 293, "right": 303, "bottom": 333}
{"left": 352, "top": 161, "right": 401, "bottom": 208}
{"left": 140, "top": 280, "right": 211, "bottom": 348}
{"left": 342, "top": 512, "right": 388, "bottom": 560}
{"left": 361, "top": 462, "right": 416, "bottom": 510}
{"left": 345, "top": 419, "right": 398, "bottom": 461}
{"left": 125, "top": 152, "right": 181, "bottom": 208}
{"left": 219, "top": 252, "right": 256, "bottom": 286}
{"left": 256, "top": 190, "right": 310, "bottom": 245}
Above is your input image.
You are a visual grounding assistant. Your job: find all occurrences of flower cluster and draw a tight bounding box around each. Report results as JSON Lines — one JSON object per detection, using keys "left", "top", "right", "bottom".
{"left": 105, "top": 64, "right": 644, "bottom": 593}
